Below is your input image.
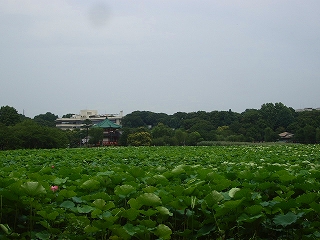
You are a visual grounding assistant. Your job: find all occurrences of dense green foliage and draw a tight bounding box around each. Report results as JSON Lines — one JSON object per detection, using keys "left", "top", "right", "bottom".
{"left": 0, "top": 145, "right": 320, "bottom": 239}
{"left": 0, "top": 106, "right": 22, "bottom": 126}
{"left": 0, "top": 107, "right": 67, "bottom": 150}
{"left": 127, "top": 132, "right": 152, "bottom": 146}
{"left": 121, "top": 103, "right": 320, "bottom": 145}
{"left": 33, "top": 112, "right": 58, "bottom": 128}
{"left": 0, "top": 119, "right": 68, "bottom": 150}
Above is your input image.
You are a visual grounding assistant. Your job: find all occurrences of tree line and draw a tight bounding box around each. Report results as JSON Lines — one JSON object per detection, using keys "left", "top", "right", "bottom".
{"left": 120, "top": 102, "right": 320, "bottom": 146}
{"left": 0, "top": 102, "right": 320, "bottom": 150}
{"left": 0, "top": 105, "right": 115, "bottom": 150}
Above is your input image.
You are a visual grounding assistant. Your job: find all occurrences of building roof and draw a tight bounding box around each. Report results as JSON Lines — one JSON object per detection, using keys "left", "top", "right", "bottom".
{"left": 92, "top": 118, "right": 121, "bottom": 129}
{"left": 279, "top": 132, "right": 294, "bottom": 139}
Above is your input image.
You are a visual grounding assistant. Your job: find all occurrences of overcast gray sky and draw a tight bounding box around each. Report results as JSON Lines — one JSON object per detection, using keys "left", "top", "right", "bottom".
{"left": 1, "top": 0, "right": 319, "bottom": 118}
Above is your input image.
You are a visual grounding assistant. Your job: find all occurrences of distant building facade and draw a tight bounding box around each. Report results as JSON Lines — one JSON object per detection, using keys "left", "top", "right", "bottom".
{"left": 55, "top": 110, "right": 123, "bottom": 130}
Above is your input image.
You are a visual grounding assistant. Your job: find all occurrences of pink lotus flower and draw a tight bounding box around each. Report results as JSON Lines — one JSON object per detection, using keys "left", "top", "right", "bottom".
{"left": 50, "top": 186, "right": 59, "bottom": 192}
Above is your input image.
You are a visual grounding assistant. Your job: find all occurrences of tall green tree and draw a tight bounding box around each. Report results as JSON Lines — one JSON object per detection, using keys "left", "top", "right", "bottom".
{"left": 89, "top": 128, "right": 104, "bottom": 146}
{"left": 188, "top": 120, "right": 215, "bottom": 140}
{"left": 151, "top": 123, "right": 176, "bottom": 146}
{"left": 33, "top": 112, "right": 58, "bottom": 127}
{"left": 303, "top": 125, "right": 316, "bottom": 144}
{"left": 175, "top": 129, "right": 187, "bottom": 146}
{"left": 10, "top": 120, "right": 68, "bottom": 149}
{"left": 151, "top": 123, "right": 174, "bottom": 138}
{"left": 0, "top": 105, "right": 21, "bottom": 126}
{"left": 260, "top": 102, "right": 294, "bottom": 130}
{"left": 264, "top": 127, "right": 278, "bottom": 142}
{"left": 127, "top": 132, "right": 152, "bottom": 146}
{"left": 186, "top": 131, "right": 202, "bottom": 145}
{"left": 65, "top": 129, "right": 86, "bottom": 148}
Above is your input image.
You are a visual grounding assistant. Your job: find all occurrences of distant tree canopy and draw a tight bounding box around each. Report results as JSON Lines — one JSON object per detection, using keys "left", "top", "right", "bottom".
{"left": 33, "top": 112, "right": 58, "bottom": 127}
{"left": 0, "top": 105, "right": 21, "bottom": 126}
{"left": 120, "top": 103, "right": 320, "bottom": 145}
{"left": 0, "top": 106, "right": 67, "bottom": 150}
{"left": 0, "top": 119, "right": 68, "bottom": 150}
{"left": 121, "top": 111, "right": 169, "bottom": 128}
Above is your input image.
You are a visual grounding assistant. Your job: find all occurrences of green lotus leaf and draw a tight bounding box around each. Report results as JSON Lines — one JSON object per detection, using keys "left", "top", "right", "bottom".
{"left": 260, "top": 200, "right": 279, "bottom": 207}
{"left": 96, "top": 171, "right": 114, "bottom": 176}
{"left": 84, "top": 225, "right": 99, "bottom": 233}
{"left": 105, "top": 201, "right": 115, "bottom": 210}
{"left": 276, "top": 170, "right": 296, "bottom": 182}
{"left": 214, "top": 179, "right": 232, "bottom": 191}
{"left": 310, "top": 202, "right": 320, "bottom": 212}
{"left": 142, "top": 186, "right": 157, "bottom": 193}
{"left": 139, "top": 219, "right": 157, "bottom": 228}
{"left": 140, "top": 208, "right": 158, "bottom": 217}
{"left": 313, "top": 231, "right": 320, "bottom": 238}
{"left": 154, "top": 224, "right": 172, "bottom": 240}
{"left": 223, "top": 199, "right": 243, "bottom": 209}
{"left": 91, "top": 219, "right": 112, "bottom": 230}
{"left": 238, "top": 213, "right": 264, "bottom": 223}
{"left": 296, "top": 193, "right": 318, "bottom": 204}
{"left": 128, "top": 198, "right": 142, "bottom": 209}
{"left": 42, "top": 211, "right": 59, "bottom": 221}
{"left": 171, "top": 165, "right": 186, "bottom": 175}
{"left": 156, "top": 206, "right": 173, "bottom": 216}
{"left": 230, "top": 188, "right": 251, "bottom": 199}
{"left": 169, "top": 200, "right": 187, "bottom": 210}
{"left": 229, "top": 188, "right": 241, "bottom": 198}
{"left": 21, "top": 181, "right": 46, "bottom": 196}
{"left": 91, "top": 208, "right": 102, "bottom": 218}
{"left": 204, "top": 190, "right": 224, "bottom": 207}
{"left": 273, "top": 212, "right": 298, "bottom": 227}
{"left": 153, "top": 174, "right": 168, "bottom": 184}
{"left": 114, "top": 184, "right": 135, "bottom": 197}
{"left": 276, "top": 199, "right": 298, "bottom": 211}
{"left": 196, "top": 224, "right": 216, "bottom": 237}
{"left": 123, "top": 208, "right": 139, "bottom": 221}
{"left": 53, "top": 177, "right": 68, "bottom": 185}
{"left": 184, "top": 180, "right": 205, "bottom": 195}
{"left": 136, "top": 193, "right": 162, "bottom": 206}
{"left": 0, "top": 224, "right": 12, "bottom": 235}
{"left": 35, "top": 232, "right": 51, "bottom": 240}
{"left": 71, "top": 196, "right": 84, "bottom": 203}
{"left": 59, "top": 189, "right": 77, "bottom": 198}
{"left": 245, "top": 205, "right": 263, "bottom": 216}
{"left": 127, "top": 166, "right": 145, "bottom": 178}
{"left": 77, "top": 205, "right": 94, "bottom": 213}
{"left": 90, "top": 192, "right": 111, "bottom": 201}
{"left": 101, "top": 211, "right": 112, "bottom": 219}
{"left": 258, "top": 182, "right": 273, "bottom": 190}
{"left": 60, "top": 200, "right": 75, "bottom": 209}
{"left": 123, "top": 223, "right": 139, "bottom": 236}
{"left": 81, "top": 179, "right": 100, "bottom": 190}
{"left": 92, "top": 199, "right": 106, "bottom": 210}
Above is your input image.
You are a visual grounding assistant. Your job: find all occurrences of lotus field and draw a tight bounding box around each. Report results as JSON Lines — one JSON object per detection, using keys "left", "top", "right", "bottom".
{"left": 0, "top": 145, "right": 320, "bottom": 239}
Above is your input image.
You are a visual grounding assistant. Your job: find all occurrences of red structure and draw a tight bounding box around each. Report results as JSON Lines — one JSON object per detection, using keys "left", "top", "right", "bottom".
{"left": 92, "top": 118, "right": 122, "bottom": 146}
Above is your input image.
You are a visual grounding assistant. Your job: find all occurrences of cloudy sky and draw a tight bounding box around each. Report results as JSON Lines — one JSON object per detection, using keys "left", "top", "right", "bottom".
{"left": 1, "top": 0, "right": 319, "bottom": 117}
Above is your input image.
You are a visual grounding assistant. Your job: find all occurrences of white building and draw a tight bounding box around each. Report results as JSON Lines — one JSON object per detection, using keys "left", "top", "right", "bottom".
{"left": 55, "top": 110, "right": 123, "bottom": 130}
